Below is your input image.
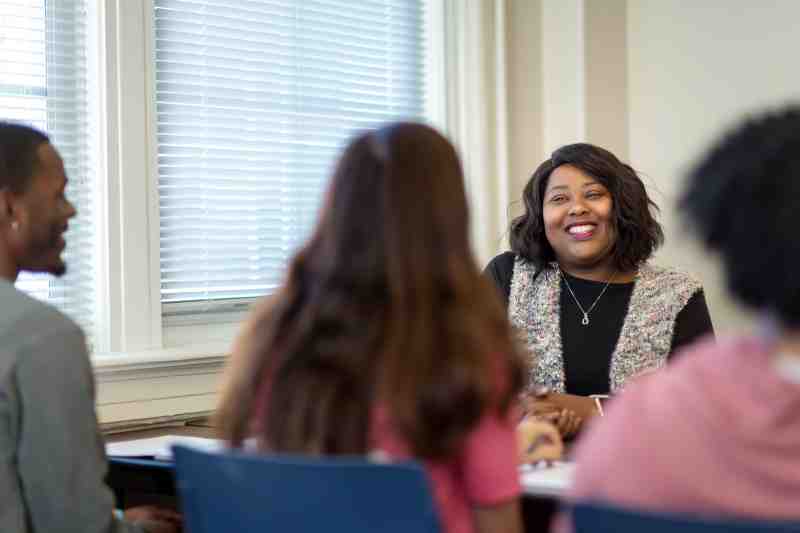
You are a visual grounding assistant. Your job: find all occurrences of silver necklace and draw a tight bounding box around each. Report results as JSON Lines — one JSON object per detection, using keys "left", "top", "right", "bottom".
{"left": 557, "top": 266, "right": 616, "bottom": 326}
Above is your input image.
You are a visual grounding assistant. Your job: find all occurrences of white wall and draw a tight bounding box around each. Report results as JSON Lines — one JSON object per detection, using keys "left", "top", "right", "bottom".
{"left": 505, "top": 0, "right": 543, "bottom": 213}
{"left": 626, "top": 1, "right": 800, "bottom": 331}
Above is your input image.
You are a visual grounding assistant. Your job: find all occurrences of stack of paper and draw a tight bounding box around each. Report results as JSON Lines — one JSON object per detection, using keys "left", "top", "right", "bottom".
{"left": 518, "top": 461, "right": 575, "bottom": 497}
{"left": 106, "top": 435, "right": 224, "bottom": 461}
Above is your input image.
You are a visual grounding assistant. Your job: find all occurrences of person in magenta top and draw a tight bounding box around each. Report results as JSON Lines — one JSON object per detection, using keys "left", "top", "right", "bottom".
{"left": 557, "top": 107, "right": 800, "bottom": 530}
{"left": 216, "top": 122, "right": 527, "bottom": 533}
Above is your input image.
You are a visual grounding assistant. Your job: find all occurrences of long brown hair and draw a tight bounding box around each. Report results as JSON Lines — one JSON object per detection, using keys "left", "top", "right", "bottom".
{"left": 217, "top": 122, "right": 524, "bottom": 459}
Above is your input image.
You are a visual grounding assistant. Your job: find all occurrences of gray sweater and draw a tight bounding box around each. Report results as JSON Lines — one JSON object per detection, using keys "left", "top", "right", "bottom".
{"left": 0, "top": 280, "right": 143, "bottom": 533}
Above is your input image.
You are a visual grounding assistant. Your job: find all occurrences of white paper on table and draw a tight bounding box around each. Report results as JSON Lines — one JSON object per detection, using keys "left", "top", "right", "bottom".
{"left": 518, "top": 461, "right": 575, "bottom": 497}
{"left": 106, "top": 435, "right": 224, "bottom": 461}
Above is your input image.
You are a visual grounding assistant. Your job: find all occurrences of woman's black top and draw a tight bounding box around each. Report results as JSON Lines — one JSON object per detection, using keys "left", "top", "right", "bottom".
{"left": 484, "top": 252, "right": 714, "bottom": 395}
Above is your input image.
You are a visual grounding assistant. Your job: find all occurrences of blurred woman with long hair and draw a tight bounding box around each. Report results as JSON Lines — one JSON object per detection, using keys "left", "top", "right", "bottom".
{"left": 217, "top": 123, "right": 528, "bottom": 533}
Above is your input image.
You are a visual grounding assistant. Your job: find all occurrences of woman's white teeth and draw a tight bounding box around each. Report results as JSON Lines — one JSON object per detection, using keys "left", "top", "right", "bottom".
{"left": 568, "top": 225, "right": 594, "bottom": 234}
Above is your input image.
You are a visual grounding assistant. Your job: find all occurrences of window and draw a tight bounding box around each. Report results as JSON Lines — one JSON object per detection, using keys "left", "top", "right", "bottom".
{"left": 152, "top": 0, "right": 430, "bottom": 320}
{"left": 0, "top": 0, "right": 96, "bottom": 346}
{"left": 0, "top": 0, "right": 444, "bottom": 424}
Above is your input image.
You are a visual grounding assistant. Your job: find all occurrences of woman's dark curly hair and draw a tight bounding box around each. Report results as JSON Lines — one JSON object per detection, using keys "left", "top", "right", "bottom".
{"left": 509, "top": 143, "right": 664, "bottom": 272}
{"left": 681, "top": 107, "right": 800, "bottom": 326}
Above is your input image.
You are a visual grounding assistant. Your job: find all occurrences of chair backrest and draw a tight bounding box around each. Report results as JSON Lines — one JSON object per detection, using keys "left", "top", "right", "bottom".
{"left": 172, "top": 445, "right": 441, "bottom": 533}
{"left": 572, "top": 502, "right": 800, "bottom": 533}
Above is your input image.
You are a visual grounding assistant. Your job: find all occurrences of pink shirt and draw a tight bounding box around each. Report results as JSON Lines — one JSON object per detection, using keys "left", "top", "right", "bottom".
{"left": 370, "top": 404, "right": 520, "bottom": 533}
{"left": 559, "top": 335, "right": 800, "bottom": 530}
{"left": 252, "top": 354, "right": 521, "bottom": 533}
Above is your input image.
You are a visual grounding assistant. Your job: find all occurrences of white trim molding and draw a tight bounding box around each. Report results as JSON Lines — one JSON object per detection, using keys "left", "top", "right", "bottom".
{"left": 102, "top": 0, "right": 162, "bottom": 353}
{"left": 94, "top": 343, "right": 228, "bottom": 424}
{"left": 442, "top": 0, "right": 518, "bottom": 265}
{"left": 540, "top": 0, "right": 629, "bottom": 157}
{"left": 541, "top": 0, "right": 587, "bottom": 153}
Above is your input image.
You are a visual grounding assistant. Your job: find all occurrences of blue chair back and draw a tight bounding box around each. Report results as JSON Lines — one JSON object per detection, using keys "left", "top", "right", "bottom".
{"left": 572, "top": 502, "right": 800, "bottom": 533}
{"left": 172, "top": 445, "right": 441, "bottom": 533}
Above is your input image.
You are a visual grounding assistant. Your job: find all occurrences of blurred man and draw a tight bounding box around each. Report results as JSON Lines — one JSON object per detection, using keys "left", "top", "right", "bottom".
{"left": 0, "top": 122, "right": 179, "bottom": 533}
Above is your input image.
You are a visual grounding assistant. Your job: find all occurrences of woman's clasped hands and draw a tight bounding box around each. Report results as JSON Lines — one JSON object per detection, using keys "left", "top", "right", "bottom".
{"left": 520, "top": 388, "right": 600, "bottom": 440}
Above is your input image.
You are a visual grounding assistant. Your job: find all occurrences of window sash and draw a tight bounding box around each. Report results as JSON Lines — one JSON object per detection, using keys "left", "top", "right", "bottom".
{"left": 1, "top": 0, "right": 96, "bottom": 348}
{"left": 154, "top": 0, "right": 429, "bottom": 318}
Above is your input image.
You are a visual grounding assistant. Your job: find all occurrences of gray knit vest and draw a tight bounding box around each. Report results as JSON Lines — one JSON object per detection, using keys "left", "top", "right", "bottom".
{"left": 508, "top": 260, "right": 702, "bottom": 393}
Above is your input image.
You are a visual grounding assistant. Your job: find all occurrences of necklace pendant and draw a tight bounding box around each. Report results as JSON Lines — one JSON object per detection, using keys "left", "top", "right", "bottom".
{"left": 581, "top": 313, "right": 590, "bottom": 326}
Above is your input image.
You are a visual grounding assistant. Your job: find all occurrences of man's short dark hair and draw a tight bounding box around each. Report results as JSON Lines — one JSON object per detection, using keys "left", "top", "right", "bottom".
{"left": 509, "top": 143, "right": 664, "bottom": 272}
{"left": 0, "top": 122, "right": 50, "bottom": 193}
{"left": 681, "top": 107, "right": 800, "bottom": 326}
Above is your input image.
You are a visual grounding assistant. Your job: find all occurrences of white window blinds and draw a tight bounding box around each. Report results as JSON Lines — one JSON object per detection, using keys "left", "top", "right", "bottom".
{"left": 154, "top": 0, "right": 427, "bottom": 315}
{"left": 0, "top": 0, "right": 96, "bottom": 345}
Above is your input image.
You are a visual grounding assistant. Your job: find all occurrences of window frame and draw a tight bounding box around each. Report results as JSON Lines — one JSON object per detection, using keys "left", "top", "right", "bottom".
{"left": 91, "top": 0, "right": 446, "bottom": 426}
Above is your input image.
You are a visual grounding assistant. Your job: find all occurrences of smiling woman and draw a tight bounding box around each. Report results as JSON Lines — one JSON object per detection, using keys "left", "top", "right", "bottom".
{"left": 543, "top": 165, "right": 617, "bottom": 284}
{"left": 485, "top": 143, "right": 714, "bottom": 438}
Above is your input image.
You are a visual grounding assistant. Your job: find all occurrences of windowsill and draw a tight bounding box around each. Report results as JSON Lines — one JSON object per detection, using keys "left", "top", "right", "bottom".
{"left": 93, "top": 341, "right": 230, "bottom": 376}
{"left": 92, "top": 342, "right": 230, "bottom": 425}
